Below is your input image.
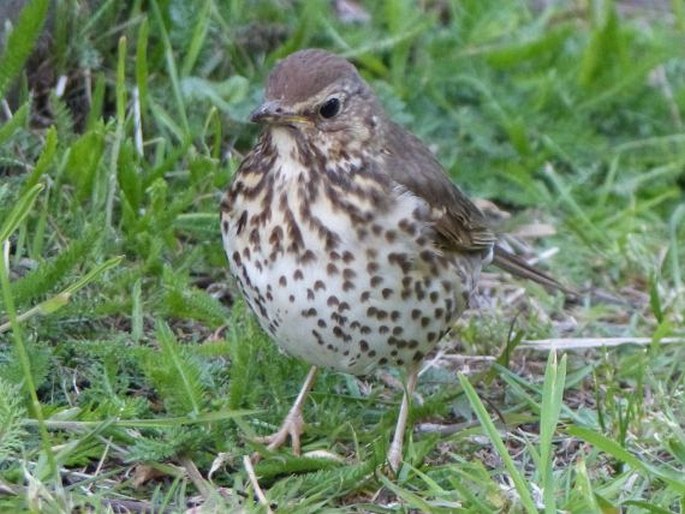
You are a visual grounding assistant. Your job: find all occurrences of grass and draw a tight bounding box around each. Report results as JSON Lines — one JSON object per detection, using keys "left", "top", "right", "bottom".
{"left": 1, "top": 0, "right": 684, "bottom": 511}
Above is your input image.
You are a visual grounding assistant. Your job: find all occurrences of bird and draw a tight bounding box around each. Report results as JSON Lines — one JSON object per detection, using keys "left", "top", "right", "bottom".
{"left": 220, "top": 49, "right": 571, "bottom": 471}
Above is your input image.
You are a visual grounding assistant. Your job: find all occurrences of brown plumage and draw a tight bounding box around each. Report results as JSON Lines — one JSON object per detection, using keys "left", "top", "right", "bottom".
{"left": 221, "top": 49, "right": 572, "bottom": 471}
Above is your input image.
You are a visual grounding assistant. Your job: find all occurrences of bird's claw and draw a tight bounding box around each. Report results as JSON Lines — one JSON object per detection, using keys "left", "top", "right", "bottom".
{"left": 251, "top": 408, "right": 305, "bottom": 462}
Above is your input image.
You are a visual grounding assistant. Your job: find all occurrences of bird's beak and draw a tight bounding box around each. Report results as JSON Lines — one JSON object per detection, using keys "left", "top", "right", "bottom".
{"left": 249, "top": 100, "right": 309, "bottom": 125}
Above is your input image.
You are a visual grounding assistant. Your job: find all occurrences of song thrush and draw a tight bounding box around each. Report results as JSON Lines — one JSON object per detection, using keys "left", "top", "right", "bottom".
{"left": 220, "top": 49, "right": 569, "bottom": 471}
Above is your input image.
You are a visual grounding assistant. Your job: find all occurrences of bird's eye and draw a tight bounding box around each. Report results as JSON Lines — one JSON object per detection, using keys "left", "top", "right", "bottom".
{"left": 318, "top": 97, "right": 341, "bottom": 119}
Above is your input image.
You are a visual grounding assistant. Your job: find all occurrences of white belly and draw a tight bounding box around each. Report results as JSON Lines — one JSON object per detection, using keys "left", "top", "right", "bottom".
{"left": 224, "top": 191, "right": 477, "bottom": 375}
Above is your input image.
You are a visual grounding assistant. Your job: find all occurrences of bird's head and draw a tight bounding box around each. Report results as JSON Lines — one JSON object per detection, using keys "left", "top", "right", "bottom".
{"left": 250, "top": 49, "right": 382, "bottom": 144}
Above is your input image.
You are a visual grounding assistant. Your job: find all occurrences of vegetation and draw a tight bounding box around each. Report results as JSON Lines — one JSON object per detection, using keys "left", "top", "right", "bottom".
{"left": 1, "top": 0, "right": 683, "bottom": 511}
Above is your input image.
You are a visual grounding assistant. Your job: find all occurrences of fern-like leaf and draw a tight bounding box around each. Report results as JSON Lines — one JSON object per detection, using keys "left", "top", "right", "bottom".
{"left": 2, "top": 224, "right": 102, "bottom": 311}
{"left": 139, "top": 321, "right": 206, "bottom": 416}
{"left": 0, "top": 377, "right": 27, "bottom": 460}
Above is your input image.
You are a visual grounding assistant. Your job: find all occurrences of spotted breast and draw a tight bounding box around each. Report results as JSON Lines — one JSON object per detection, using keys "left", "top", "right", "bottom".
{"left": 222, "top": 121, "right": 480, "bottom": 376}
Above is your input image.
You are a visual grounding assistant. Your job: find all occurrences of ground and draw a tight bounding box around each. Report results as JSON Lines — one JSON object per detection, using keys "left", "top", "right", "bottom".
{"left": 0, "top": 0, "right": 684, "bottom": 512}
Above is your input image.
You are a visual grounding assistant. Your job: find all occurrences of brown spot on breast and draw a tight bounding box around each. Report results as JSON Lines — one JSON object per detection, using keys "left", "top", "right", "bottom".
{"left": 325, "top": 233, "right": 340, "bottom": 251}
{"left": 388, "top": 252, "right": 411, "bottom": 273}
{"left": 269, "top": 226, "right": 283, "bottom": 246}
{"left": 343, "top": 268, "right": 356, "bottom": 280}
{"left": 382, "top": 288, "right": 393, "bottom": 299}
{"left": 293, "top": 269, "right": 304, "bottom": 281}
{"left": 331, "top": 312, "right": 348, "bottom": 325}
{"left": 279, "top": 275, "right": 287, "bottom": 287}
{"left": 343, "top": 281, "right": 355, "bottom": 291}
{"left": 367, "top": 262, "right": 379, "bottom": 274}
{"left": 236, "top": 211, "right": 247, "bottom": 235}
{"left": 300, "top": 249, "right": 316, "bottom": 264}
{"left": 314, "top": 280, "right": 326, "bottom": 291}
{"left": 398, "top": 218, "right": 417, "bottom": 236}
{"left": 420, "top": 250, "right": 435, "bottom": 263}
{"left": 370, "top": 275, "right": 383, "bottom": 287}
{"left": 249, "top": 228, "right": 260, "bottom": 246}
{"left": 333, "top": 326, "right": 351, "bottom": 341}
{"left": 301, "top": 308, "right": 317, "bottom": 317}
{"left": 312, "top": 329, "right": 324, "bottom": 345}
{"left": 220, "top": 195, "right": 232, "bottom": 213}
{"left": 327, "top": 263, "right": 339, "bottom": 275}
{"left": 327, "top": 295, "right": 339, "bottom": 307}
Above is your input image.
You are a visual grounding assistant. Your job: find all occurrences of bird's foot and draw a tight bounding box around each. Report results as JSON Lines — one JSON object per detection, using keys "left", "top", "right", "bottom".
{"left": 253, "top": 407, "right": 305, "bottom": 455}
{"left": 251, "top": 366, "right": 319, "bottom": 463}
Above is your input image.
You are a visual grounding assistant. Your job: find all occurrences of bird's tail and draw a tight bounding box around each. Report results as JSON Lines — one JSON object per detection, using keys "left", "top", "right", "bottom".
{"left": 492, "top": 245, "right": 578, "bottom": 297}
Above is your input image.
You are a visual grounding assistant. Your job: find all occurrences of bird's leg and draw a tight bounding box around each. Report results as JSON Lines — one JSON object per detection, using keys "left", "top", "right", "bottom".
{"left": 387, "top": 366, "right": 419, "bottom": 472}
{"left": 255, "top": 366, "right": 319, "bottom": 455}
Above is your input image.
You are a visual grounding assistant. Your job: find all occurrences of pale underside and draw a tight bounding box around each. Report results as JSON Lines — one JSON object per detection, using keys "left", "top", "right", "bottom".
{"left": 223, "top": 126, "right": 483, "bottom": 376}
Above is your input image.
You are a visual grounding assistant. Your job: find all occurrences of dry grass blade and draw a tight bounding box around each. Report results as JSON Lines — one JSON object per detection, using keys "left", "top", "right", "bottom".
{"left": 520, "top": 337, "right": 684, "bottom": 351}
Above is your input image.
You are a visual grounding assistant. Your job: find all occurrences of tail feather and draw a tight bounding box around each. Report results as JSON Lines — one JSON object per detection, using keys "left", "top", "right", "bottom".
{"left": 492, "top": 245, "right": 578, "bottom": 297}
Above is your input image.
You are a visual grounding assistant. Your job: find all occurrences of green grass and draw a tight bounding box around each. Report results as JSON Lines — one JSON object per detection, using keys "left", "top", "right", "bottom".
{"left": 1, "top": 0, "right": 684, "bottom": 511}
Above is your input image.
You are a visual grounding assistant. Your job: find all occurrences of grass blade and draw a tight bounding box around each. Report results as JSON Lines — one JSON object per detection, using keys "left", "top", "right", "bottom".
{"left": 0, "top": 0, "right": 49, "bottom": 98}
{"left": 539, "top": 351, "right": 567, "bottom": 514}
{"left": 458, "top": 372, "right": 538, "bottom": 514}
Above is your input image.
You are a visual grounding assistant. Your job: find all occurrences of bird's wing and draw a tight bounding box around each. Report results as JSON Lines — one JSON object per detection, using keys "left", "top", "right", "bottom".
{"left": 382, "top": 121, "right": 496, "bottom": 255}
{"left": 382, "top": 121, "right": 576, "bottom": 296}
